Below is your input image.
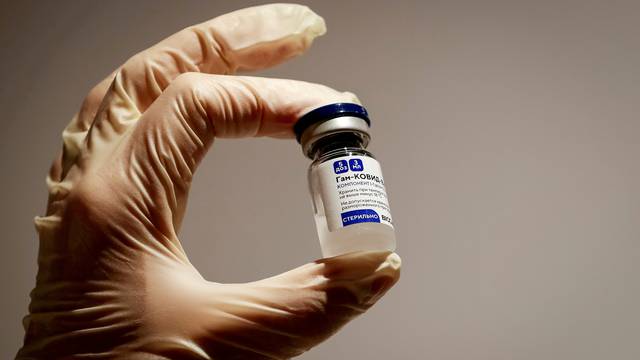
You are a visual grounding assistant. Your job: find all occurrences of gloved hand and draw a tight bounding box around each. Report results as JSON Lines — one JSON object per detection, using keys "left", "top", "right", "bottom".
{"left": 17, "top": 4, "right": 401, "bottom": 359}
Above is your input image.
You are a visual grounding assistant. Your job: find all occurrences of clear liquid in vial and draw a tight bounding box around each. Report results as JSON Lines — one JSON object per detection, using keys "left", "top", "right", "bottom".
{"left": 311, "top": 163, "right": 396, "bottom": 258}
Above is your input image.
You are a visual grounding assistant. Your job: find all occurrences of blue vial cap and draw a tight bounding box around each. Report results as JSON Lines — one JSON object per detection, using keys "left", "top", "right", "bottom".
{"left": 294, "top": 103, "right": 370, "bottom": 143}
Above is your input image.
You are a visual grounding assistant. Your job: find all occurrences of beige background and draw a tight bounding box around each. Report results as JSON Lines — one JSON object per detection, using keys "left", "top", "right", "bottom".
{"left": 1, "top": 0, "right": 639, "bottom": 358}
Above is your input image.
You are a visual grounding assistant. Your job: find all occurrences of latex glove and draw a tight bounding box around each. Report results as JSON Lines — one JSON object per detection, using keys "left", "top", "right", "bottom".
{"left": 17, "top": 4, "right": 401, "bottom": 359}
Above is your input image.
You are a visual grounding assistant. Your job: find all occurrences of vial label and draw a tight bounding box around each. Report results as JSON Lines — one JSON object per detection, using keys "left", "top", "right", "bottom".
{"left": 317, "top": 155, "right": 393, "bottom": 231}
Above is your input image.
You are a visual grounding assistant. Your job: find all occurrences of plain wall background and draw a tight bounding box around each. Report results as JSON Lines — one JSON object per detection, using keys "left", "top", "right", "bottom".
{"left": 1, "top": 0, "right": 639, "bottom": 358}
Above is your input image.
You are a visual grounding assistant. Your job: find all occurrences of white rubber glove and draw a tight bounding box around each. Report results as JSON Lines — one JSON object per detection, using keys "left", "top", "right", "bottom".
{"left": 17, "top": 4, "right": 401, "bottom": 359}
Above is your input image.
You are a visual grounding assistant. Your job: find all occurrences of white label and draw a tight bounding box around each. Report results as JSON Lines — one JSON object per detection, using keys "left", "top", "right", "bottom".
{"left": 316, "top": 155, "right": 393, "bottom": 231}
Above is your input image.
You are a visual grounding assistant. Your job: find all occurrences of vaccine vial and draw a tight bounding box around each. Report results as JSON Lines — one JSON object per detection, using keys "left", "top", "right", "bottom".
{"left": 294, "top": 103, "right": 396, "bottom": 257}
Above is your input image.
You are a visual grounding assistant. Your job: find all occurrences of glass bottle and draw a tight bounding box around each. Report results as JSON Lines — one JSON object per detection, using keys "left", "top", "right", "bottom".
{"left": 294, "top": 103, "right": 396, "bottom": 257}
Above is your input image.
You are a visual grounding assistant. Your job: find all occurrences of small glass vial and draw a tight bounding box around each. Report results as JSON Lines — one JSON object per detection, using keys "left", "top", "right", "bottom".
{"left": 294, "top": 103, "right": 396, "bottom": 257}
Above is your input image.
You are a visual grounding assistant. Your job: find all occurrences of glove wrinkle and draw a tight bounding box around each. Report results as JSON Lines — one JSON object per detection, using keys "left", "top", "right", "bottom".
{"left": 198, "top": 26, "right": 235, "bottom": 74}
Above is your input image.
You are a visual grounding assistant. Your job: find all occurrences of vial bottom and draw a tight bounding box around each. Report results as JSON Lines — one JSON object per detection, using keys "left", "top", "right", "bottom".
{"left": 314, "top": 214, "right": 396, "bottom": 258}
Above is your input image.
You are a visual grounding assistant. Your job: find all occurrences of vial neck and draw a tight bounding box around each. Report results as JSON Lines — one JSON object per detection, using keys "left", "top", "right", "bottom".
{"left": 309, "top": 132, "right": 369, "bottom": 160}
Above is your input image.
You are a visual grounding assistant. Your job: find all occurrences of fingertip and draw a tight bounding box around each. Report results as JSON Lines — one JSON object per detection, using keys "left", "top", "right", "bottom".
{"left": 316, "top": 250, "right": 401, "bottom": 279}
{"left": 212, "top": 3, "right": 330, "bottom": 72}
{"left": 383, "top": 252, "right": 402, "bottom": 272}
{"left": 341, "top": 91, "right": 362, "bottom": 105}
{"left": 314, "top": 251, "right": 401, "bottom": 310}
{"left": 375, "top": 252, "right": 402, "bottom": 293}
{"left": 372, "top": 252, "right": 402, "bottom": 289}
{"left": 303, "top": 6, "right": 327, "bottom": 39}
